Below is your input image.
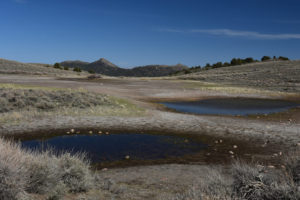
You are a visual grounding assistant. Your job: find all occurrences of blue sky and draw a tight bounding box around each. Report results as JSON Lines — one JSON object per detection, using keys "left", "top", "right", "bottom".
{"left": 1, "top": 0, "right": 300, "bottom": 68}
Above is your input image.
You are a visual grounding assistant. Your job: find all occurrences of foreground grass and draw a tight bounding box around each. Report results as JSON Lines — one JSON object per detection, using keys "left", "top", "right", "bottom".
{"left": 0, "top": 84, "right": 144, "bottom": 124}
{"left": 0, "top": 137, "right": 94, "bottom": 200}
{"left": 168, "top": 150, "right": 300, "bottom": 200}
{"left": 0, "top": 136, "right": 299, "bottom": 199}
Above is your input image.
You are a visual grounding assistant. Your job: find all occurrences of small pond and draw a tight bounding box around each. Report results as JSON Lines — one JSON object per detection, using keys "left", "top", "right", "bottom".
{"left": 161, "top": 98, "right": 299, "bottom": 116}
{"left": 21, "top": 133, "right": 208, "bottom": 164}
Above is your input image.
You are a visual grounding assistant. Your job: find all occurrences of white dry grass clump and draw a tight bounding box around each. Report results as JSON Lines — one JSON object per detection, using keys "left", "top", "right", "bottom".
{"left": 0, "top": 138, "right": 95, "bottom": 200}
{"left": 168, "top": 150, "right": 300, "bottom": 200}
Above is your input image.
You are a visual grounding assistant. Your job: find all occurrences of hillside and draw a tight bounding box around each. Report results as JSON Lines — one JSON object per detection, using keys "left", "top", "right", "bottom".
{"left": 60, "top": 58, "right": 188, "bottom": 77}
{"left": 178, "top": 60, "right": 300, "bottom": 93}
{"left": 0, "top": 58, "right": 84, "bottom": 76}
{"left": 60, "top": 60, "right": 89, "bottom": 69}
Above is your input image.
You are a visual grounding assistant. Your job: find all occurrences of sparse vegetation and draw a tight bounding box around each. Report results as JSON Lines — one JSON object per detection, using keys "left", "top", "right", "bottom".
{"left": 0, "top": 84, "right": 144, "bottom": 124}
{"left": 0, "top": 58, "right": 85, "bottom": 75}
{"left": 171, "top": 56, "right": 290, "bottom": 76}
{"left": 0, "top": 137, "right": 94, "bottom": 200}
{"left": 88, "top": 69, "right": 95, "bottom": 74}
{"left": 73, "top": 67, "right": 82, "bottom": 72}
{"left": 53, "top": 63, "right": 62, "bottom": 70}
{"left": 168, "top": 150, "right": 300, "bottom": 200}
{"left": 261, "top": 56, "right": 271, "bottom": 62}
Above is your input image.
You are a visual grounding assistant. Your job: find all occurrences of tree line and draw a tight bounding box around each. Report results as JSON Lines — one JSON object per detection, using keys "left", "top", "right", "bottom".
{"left": 173, "top": 56, "right": 289, "bottom": 75}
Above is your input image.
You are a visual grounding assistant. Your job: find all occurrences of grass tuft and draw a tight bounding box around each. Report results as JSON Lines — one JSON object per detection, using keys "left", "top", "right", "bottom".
{"left": 0, "top": 137, "right": 95, "bottom": 199}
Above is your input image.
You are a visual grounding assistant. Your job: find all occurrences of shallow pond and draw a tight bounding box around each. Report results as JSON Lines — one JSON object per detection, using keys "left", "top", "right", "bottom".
{"left": 161, "top": 98, "right": 299, "bottom": 116}
{"left": 21, "top": 133, "right": 207, "bottom": 164}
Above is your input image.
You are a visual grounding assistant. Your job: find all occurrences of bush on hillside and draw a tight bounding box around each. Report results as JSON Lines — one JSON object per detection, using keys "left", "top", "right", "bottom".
{"left": 73, "top": 67, "right": 82, "bottom": 72}
{"left": 261, "top": 56, "right": 271, "bottom": 62}
{"left": 53, "top": 63, "right": 62, "bottom": 69}
{"left": 278, "top": 56, "right": 289, "bottom": 61}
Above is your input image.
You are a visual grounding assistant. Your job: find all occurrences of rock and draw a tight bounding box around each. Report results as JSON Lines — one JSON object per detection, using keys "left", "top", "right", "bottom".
{"left": 233, "top": 145, "right": 238, "bottom": 149}
{"left": 219, "top": 140, "right": 223, "bottom": 143}
{"left": 98, "top": 131, "right": 102, "bottom": 134}
{"left": 214, "top": 140, "right": 219, "bottom": 144}
{"left": 229, "top": 151, "right": 234, "bottom": 155}
{"left": 268, "top": 165, "right": 275, "bottom": 169}
{"left": 105, "top": 132, "right": 109, "bottom": 135}
{"left": 66, "top": 131, "right": 70, "bottom": 134}
{"left": 102, "top": 168, "right": 108, "bottom": 171}
{"left": 70, "top": 129, "right": 75, "bottom": 133}
{"left": 89, "top": 131, "right": 93, "bottom": 134}
{"left": 125, "top": 155, "right": 130, "bottom": 160}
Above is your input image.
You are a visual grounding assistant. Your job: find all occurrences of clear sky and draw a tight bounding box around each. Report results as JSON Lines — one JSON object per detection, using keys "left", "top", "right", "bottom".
{"left": 1, "top": 0, "right": 300, "bottom": 68}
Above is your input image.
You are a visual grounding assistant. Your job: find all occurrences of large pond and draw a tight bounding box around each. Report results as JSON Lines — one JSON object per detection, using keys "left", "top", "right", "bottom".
{"left": 21, "top": 132, "right": 207, "bottom": 165}
{"left": 161, "top": 98, "right": 299, "bottom": 116}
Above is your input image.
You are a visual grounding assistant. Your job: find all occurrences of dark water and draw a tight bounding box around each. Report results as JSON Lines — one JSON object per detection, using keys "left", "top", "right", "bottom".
{"left": 21, "top": 133, "right": 207, "bottom": 163}
{"left": 161, "top": 98, "right": 299, "bottom": 116}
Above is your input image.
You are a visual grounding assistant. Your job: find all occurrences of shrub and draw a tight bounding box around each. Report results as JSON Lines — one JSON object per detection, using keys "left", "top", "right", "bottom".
{"left": 244, "top": 57, "right": 254, "bottom": 63}
{"left": 63, "top": 66, "right": 69, "bottom": 70}
{"left": 57, "top": 153, "right": 94, "bottom": 193}
{"left": 73, "top": 67, "right": 82, "bottom": 72}
{"left": 278, "top": 56, "right": 289, "bottom": 61}
{"left": 261, "top": 56, "right": 271, "bottom": 62}
{"left": 88, "top": 70, "right": 95, "bottom": 74}
{"left": 0, "top": 138, "right": 95, "bottom": 199}
{"left": 53, "top": 63, "right": 62, "bottom": 69}
{"left": 232, "top": 159, "right": 300, "bottom": 200}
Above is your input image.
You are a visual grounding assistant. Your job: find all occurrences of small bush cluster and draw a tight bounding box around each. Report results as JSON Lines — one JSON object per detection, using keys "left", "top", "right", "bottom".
{"left": 73, "top": 67, "right": 82, "bottom": 72}
{"left": 0, "top": 87, "right": 112, "bottom": 113}
{"left": 53, "top": 63, "right": 62, "bottom": 70}
{"left": 0, "top": 138, "right": 94, "bottom": 200}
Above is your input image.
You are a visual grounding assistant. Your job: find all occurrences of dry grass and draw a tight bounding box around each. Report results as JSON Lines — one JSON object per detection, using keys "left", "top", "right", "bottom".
{"left": 0, "top": 137, "right": 95, "bottom": 200}
{"left": 0, "top": 84, "right": 144, "bottom": 124}
{"left": 168, "top": 150, "right": 300, "bottom": 200}
{"left": 178, "top": 60, "right": 300, "bottom": 93}
{"left": 0, "top": 58, "right": 84, "bottom": 76}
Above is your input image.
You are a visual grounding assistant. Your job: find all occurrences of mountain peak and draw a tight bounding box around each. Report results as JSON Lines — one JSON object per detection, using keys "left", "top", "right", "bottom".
{"left": 94, "top": 58, "right": 118, "bottom": 68}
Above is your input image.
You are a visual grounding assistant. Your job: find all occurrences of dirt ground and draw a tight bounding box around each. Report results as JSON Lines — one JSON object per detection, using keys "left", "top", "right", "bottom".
{"left": 0, "top": 74, "right": 299, "bottom": 200}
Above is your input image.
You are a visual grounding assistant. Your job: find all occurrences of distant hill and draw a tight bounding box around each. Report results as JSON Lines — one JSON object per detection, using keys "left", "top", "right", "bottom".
{"left": 0, "top": 58, "right": 82, "bottom": 76}
{"left": 60, "top": 60, "right": 89, "bottom": 69}
{"left": 178, "top": 60, "right": 300, "bottom": 93}
{"left": 60, "top": 58, "right": 188, "bottom": 77}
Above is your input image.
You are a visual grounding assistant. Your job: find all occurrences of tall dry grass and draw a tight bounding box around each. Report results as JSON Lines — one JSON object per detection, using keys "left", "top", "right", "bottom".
{"left": 168, "top": 149, "right": 300, "bottom": 200}
{"left": 0, "top": 138, "right": 95, "bottom": 200}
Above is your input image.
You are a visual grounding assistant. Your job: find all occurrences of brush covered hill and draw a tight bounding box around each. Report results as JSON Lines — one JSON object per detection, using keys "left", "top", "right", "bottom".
{"left": 178, "top": 60, "right": 300, "bottom": 93}
{"left": 0, "top": 58, "right": 84, "bottom": 76}
{"left": 60, "top": 58, "right": 188, "bottom": 77}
